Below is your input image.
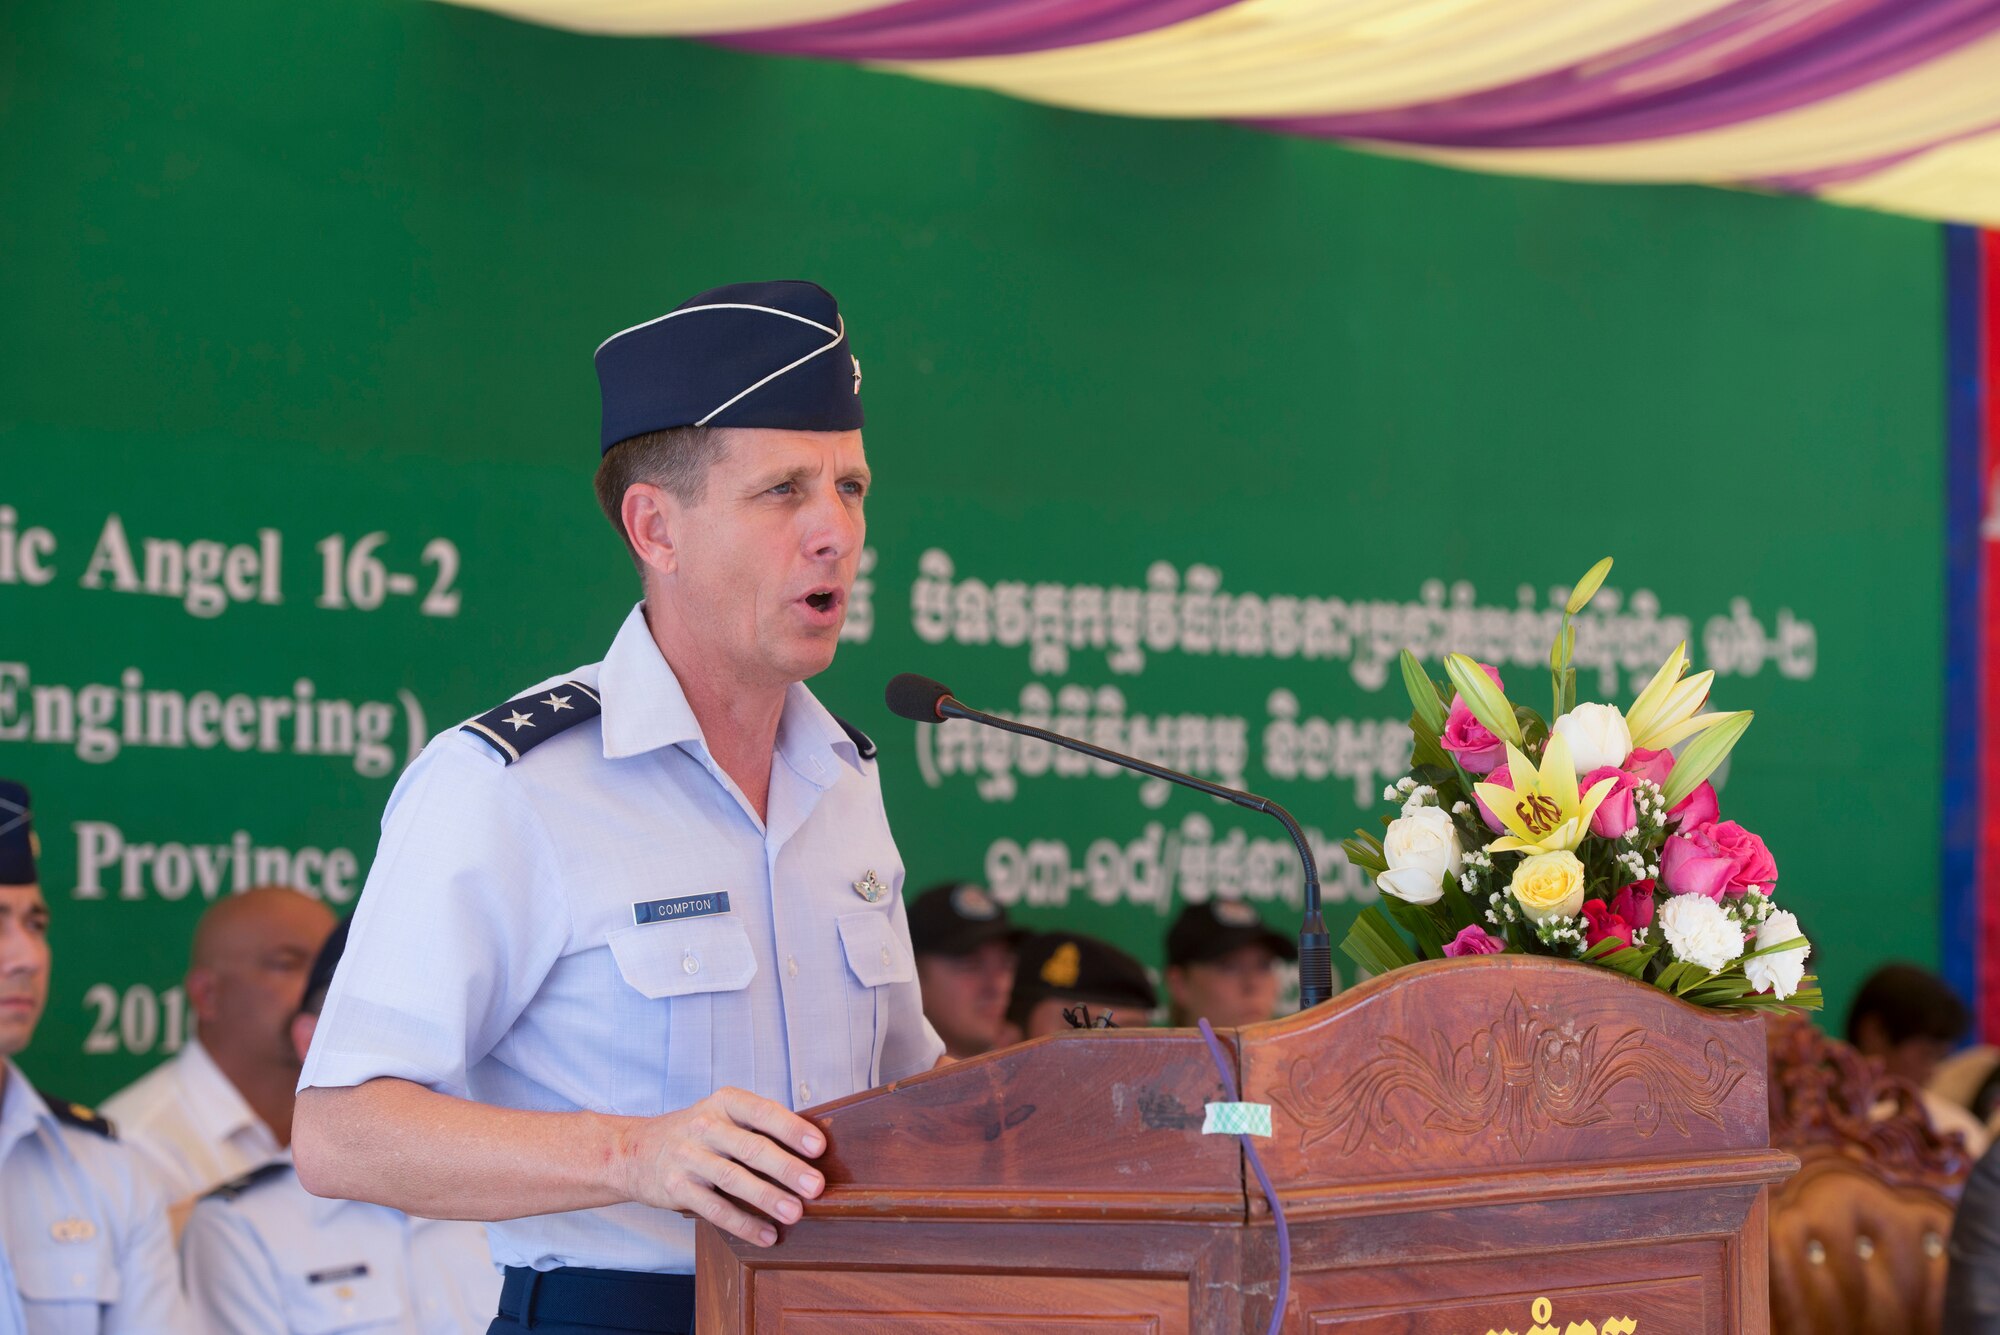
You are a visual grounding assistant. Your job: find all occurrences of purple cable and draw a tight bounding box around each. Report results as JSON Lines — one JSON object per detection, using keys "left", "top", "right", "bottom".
{"left": 1197, "top": 1018, "right": 1290, "bottom": 1335}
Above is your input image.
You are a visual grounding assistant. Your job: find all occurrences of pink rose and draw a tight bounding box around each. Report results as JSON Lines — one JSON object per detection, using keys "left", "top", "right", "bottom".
{"left": 1580, "top": 899, "right": 1633, "bottom": 951}
{"left": 1661, "top": 820, "right": 1777, "bottom": 900}
{"left": 1623, "top": 747, "right": 1719, "bottom": 826}
{"left": 1440, "top": 663, "right": 1508, "bottom": 773}
{"left": 1672, "top": 781, "right": 1719, "bottom": 827}
{"left": 1582, "top": 766, "right": 1637, "bottom": 840}
{"left": 1473, "top": 762, "right": 1513, "bottom": 834}
{"left": 1609, "top": 880, "right": 1656, "bottom": 931}
{"left": 1443, "top": 924, "right": 1506, "bottom": 957}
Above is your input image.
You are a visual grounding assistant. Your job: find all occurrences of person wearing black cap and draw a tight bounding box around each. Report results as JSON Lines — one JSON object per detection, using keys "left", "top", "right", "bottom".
{"left": 292, "top": 281, "right": 941, "bottom": 1335}
{"left": 1163, "top": 900, "right": 1295, "bottom": 1030}
{"left": 0, "top": 780, "right": 195, "bottom": 1333}
{"left": 1006, "top": 932, "right": 1158, "bottom": 1040}
{"left": 181, "top": 918, "right": 500, "bottom": 1333}
{"left": 908, "top": 882, "right": 1023, "bottom": 1059}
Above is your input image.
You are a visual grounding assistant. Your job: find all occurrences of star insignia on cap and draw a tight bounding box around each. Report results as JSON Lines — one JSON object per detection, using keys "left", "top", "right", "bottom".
{"left": 852, "top": 870, "right": 887, "bottom": 903}
{"left": 541, "top": 693, "right": 573, "bottom": 712}
{"left": 503, "top": 710, "right": 535, "bottom": 732}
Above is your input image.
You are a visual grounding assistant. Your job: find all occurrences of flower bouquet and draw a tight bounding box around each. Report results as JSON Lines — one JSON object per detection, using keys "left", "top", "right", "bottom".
{"left": 1340, "top": 558, "right": 1819, "bottom": 1012}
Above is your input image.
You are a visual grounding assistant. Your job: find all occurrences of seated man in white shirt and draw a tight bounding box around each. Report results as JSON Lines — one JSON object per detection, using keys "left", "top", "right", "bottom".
{"left": 104, "top": 886, "right": 336, "bottom": 1218}
{"left": 182, "top": 917, "right": 500, "bottom": 1334}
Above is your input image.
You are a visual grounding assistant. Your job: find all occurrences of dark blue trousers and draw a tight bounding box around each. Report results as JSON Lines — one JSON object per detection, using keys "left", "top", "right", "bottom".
{"left": 487, "top": 1267, "right": 695, "bottom": 1334}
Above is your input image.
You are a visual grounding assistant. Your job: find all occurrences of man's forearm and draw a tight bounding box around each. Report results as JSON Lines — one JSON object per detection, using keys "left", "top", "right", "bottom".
{"left": 293, "top": 1078, "right": 634, "bottom": 1221}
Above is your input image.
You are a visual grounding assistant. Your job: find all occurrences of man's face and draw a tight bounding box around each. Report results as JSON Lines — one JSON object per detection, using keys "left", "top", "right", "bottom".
{"left": 917, "top": 940, "right": 1017, "bottom": 1058}
{"left": 654, "top": 428, "right": 868, "bottom": 690}
{"left": 190, "top": 893, "right": 336, "bottom": 1069}
{"left": 1168, "top": 944, "right": 1282, "bottom": 1029}
{"left": 0, "top": 883, "right": 51, "bottom": 1059}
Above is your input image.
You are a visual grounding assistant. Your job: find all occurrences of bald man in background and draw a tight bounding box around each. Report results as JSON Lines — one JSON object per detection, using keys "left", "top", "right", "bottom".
{"left": 104, "top": 887, "right": 336, "bottom": 1217}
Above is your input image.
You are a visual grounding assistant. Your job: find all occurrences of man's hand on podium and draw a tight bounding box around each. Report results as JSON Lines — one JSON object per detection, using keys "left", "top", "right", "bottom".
{"left": 614, "top": 1086, "right": 827, "bottom": 1248}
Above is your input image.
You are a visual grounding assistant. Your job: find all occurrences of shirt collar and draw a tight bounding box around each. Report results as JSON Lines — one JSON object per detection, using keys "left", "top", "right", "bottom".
{"left": 598, "top": 603, "right": 868, "bottom": 783}
{"left": 0, "top": 1060, "right": 58, "bottom": 1164}
{"left": 177, "top": 1037, "right": 269, "bottom": 1145}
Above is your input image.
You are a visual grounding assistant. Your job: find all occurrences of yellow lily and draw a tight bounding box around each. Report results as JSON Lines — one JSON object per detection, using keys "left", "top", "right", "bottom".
{"left": 1624, "top": 642, "right": 1731, "bottom": 752}
{"left": 1474, "top": 734, "right": 1618, "bottom": 855}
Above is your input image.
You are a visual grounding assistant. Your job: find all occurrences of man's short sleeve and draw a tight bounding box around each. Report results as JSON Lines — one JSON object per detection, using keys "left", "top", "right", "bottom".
{"left": 298, "top": 734, "right": 569, "bottom": 1099}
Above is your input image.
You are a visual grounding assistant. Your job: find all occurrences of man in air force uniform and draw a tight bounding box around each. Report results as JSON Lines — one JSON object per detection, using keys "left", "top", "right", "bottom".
{"left": 293, "top": 281, "right": 942, "bottom": 1335}
{"left": 0, "top": 780, "right": 194, "bottom": 1335}
{"left": 182, "top": 918, "right": 501, "bottom": 1333}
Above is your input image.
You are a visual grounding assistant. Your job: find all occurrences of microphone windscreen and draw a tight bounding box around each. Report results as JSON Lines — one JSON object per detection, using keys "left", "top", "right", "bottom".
{"left": 885, "top": 673, "right": 953, "bottom": 723}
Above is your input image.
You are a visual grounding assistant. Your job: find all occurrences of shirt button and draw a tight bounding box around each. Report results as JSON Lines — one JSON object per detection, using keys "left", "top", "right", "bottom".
{"left": 798, "top": 1081, "right": 811, "bottom": 1103}
{"left": 683, "top": 952, "right": 701, "bottom": 976}
{"left": 787, "top": 956, "right": 799, "bottom": 978}
{"left": 880, "top": 946, "right": 892, "bottom": 967}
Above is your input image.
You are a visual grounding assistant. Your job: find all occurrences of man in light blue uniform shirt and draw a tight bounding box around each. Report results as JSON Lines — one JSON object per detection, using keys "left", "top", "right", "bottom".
{"left": 293, "top": 281, "right": 943, "bottom": 1335}
{"left": 0, "top": 780, "right": 194, "bottom": 1335}
{"left": 183, "top": 918, "right": 501, "bottom": 1333}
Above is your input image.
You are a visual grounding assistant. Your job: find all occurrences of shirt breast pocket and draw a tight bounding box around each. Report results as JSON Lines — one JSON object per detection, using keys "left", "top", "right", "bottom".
{"left": 14, "top": 1246, "right": 118, "bottom": 1335}
{"left": 835, "top": 910, "right": 914, "bottom": 1090}
{"left": 277, "top": 1265, "right": 403, "bottom": 1334}
{"left": 605, "top": 917, "right": 759, "bottom": 1114}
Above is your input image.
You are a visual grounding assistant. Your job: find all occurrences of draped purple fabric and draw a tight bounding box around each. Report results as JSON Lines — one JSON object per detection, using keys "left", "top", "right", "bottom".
{"left": 1253, "top": 0, "right": 2000, "bottom": 148}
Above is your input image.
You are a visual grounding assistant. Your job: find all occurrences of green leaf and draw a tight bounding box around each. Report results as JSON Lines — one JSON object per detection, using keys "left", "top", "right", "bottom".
{"left": 1382, "top": 894, "right": 1448, "bottom": 960}
{"left": 1444, "top": 654, "right": 1524, "bottom": 747}
{"left": 1400, "top": 649, "right": 1449, "bottom": 735}
{"left": 1340, "top": 906, "right": 1419, "bottom": 977}
{"left": 1661, "top": 711, "right": 1753, "bottom": 809}
{"left": 1738, "top": 935, "right": 1810, "bottom": 963}
{"left": 1410, "top": 710, "right": 1451, "bottom": 773}
{"left": 1342, "top": 834, "right": 1388, "bottom": 876}
{"left": 1566, "top": 556, "right": 1614, "bottom": 615}
{"left": 1439, "top": 871, "right": 1479, "bottom": 928}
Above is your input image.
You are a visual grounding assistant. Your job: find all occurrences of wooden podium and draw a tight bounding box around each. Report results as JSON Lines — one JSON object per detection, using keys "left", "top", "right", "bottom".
{"left": 698, "top": 956, "right": 1795, "bottom": 1333}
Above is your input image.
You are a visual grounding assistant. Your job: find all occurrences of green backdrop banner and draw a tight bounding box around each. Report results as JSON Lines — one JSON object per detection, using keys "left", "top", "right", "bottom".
{"left": 1, "top": 0, "right": 1946, "bottom": 1104}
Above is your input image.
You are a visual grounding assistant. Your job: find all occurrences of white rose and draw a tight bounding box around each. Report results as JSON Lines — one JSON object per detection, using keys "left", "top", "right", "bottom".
{"left": 1744, "top": 909, "right": 1810, "bottom": 1000}
{"left": 1376, "top": 807, "right": 1462, "bottom": 906}
{"left": 1551, "top": 702, "right": 1633, "bottom": 775}
{"left": 1658, "top": 893, "right": 1744, "bottom": 973}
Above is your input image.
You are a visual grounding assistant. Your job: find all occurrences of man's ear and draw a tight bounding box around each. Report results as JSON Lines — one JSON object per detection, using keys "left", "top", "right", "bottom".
{"left": 289, "top": 1011, "right": 317, "bottom": 1065}
{"left": 1164, "top": 964, "right": 1192, "bottom": 1012}
{"left": 186, "top": 967, "right": 223, "bottom": 1024}
{"left": 621, "top": 482, "right": 680, "bottom": 579}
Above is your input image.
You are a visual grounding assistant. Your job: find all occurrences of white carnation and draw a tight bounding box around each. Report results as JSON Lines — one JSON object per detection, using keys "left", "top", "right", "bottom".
{"left": 1743, "top": 909, "right": 1810, "bottom": 1000}
{"left": 1551, "top": 702, "right": 1633, "bottom": 775}
{"left": 1658, "top": 893, "right": 1744, "bottom": 972}
{"left": 1376, "top": 807, "right": 1462, "bottom": 906}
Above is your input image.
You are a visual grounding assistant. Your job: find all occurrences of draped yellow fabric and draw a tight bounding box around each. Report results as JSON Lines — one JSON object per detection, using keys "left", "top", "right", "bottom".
{"left": 879, "top": 0, "right": 1740, "bottom": 119}
{"left": 1379, "top": 29, "right": 2000, "bottom": 184}
{"left": 416, "top": 0, "right": 2000, "bottom": 226}
{"left": 430, "top": 0, "right": 881, "bottom": 37}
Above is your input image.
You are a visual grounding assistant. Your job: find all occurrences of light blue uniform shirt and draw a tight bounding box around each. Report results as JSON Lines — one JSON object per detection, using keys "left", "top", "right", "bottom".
{"left": 299, "top": 605, "right": 941, "bottom": 1274}
{"left": 182, "top": 1156, "right": 500, "bottom": 1334}
{"left": 0, "top": 1062, "right": 193, "bottom": 1335}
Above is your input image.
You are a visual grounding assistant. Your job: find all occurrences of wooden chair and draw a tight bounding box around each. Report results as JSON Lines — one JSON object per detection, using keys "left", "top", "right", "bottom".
{"left": 1766, "top": 1016, "right": 1972, "bottom": 1335}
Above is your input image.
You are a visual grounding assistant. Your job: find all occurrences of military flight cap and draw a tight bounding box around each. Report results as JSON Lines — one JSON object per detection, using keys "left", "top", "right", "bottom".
{"left": 595, "top": 280, "right": 865, "bottom": 453}
{"left": 0, "top": 780, "right": 35, "bottom": 885}
{"left": 1167, "top": 900, "right": 1297, "bottom": 967}
{"left": 908, "top": 882, "right": 1025, "bottom": 958}
{"left": 1012, "top": 932, "right": 1157, "bottom": 1013}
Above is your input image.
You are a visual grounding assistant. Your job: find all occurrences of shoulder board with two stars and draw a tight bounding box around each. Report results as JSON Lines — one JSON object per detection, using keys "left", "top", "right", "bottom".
{"left": 461, "top": 680, "right": 602, "bottom": 764}
{"left": 204, "top": 1161, "right": 290, "bottom": 1202}
{"left": 50, "top": 1100, "right": 116, "bottom": 1139}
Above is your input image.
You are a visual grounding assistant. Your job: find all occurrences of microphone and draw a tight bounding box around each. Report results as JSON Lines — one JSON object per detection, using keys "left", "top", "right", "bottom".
{"left": 884, "top": 673, "right": 1333, "bottom": 1011}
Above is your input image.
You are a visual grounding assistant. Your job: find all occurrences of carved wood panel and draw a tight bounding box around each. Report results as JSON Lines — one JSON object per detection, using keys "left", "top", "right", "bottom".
{"left": 1242, "top": 958, "right": 1771, "bottom": 1187}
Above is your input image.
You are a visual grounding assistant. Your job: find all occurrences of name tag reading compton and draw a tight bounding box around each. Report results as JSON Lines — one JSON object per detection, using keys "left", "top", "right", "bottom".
{"left": 633, "top": 892, "right": 732, "bottom": 926}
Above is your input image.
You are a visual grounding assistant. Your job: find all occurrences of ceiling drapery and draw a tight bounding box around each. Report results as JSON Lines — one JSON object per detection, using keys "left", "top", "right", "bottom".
{"left": 437, "top": 0, "right": 2000, "bottom": 226}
